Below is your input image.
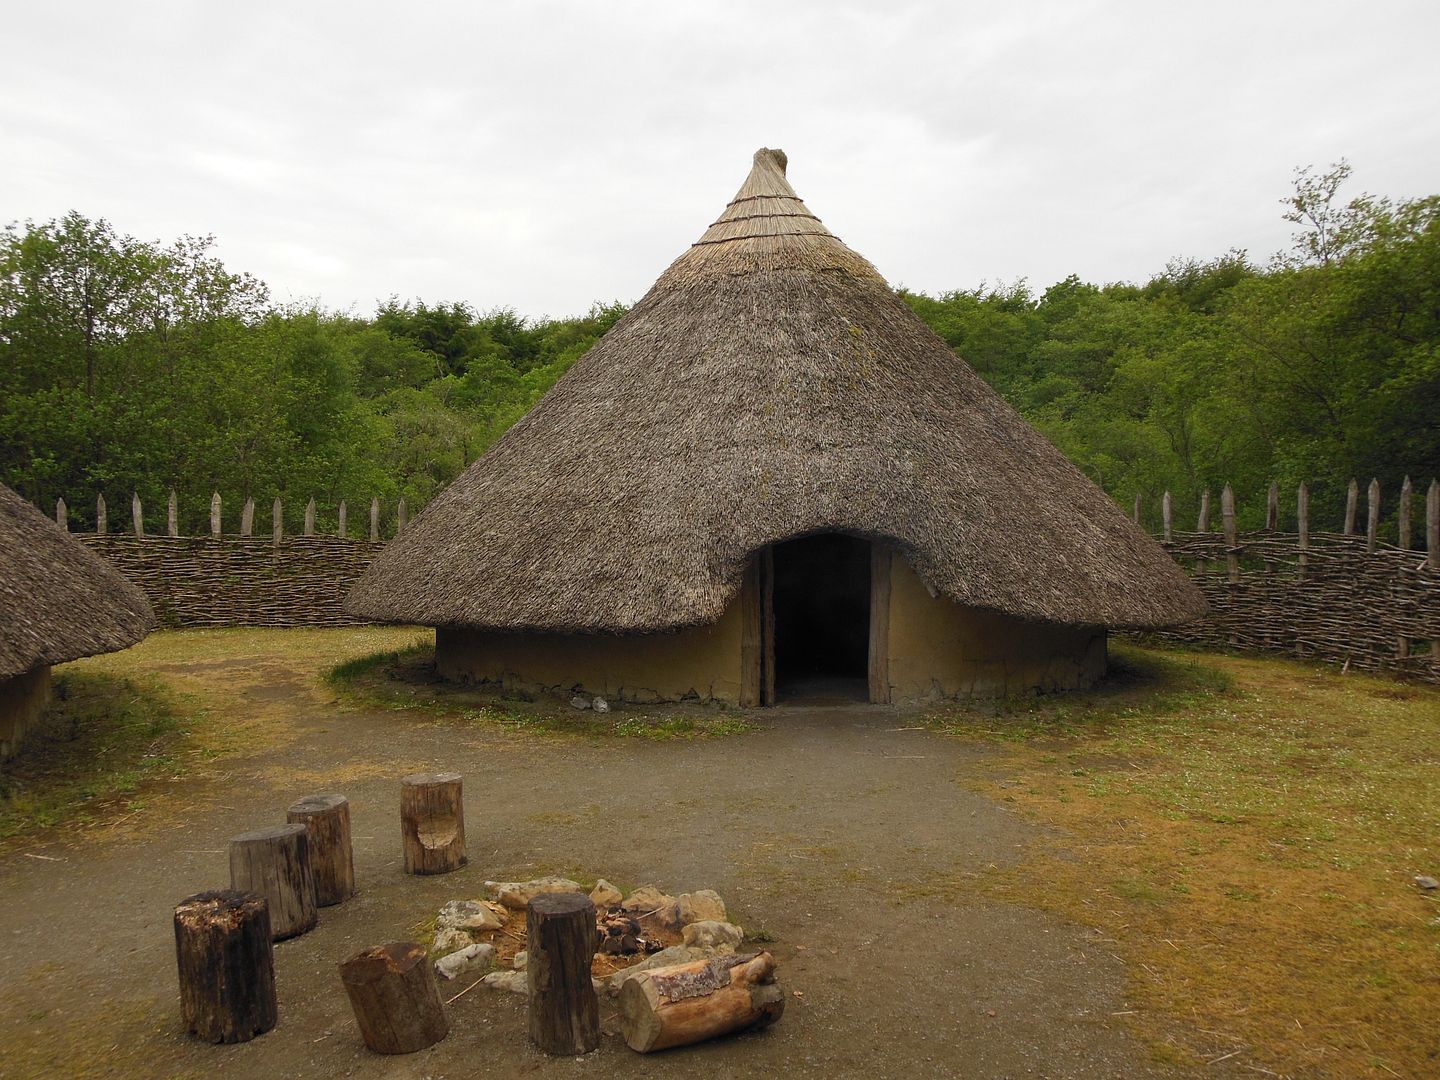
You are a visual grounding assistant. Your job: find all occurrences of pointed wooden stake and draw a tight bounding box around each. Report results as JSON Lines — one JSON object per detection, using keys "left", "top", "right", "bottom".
{"left": 1344, "top": 478, "right": 1358, "bottom": 535}
{"left": 96, "top": 493, "right": 107, "bottom": 534}
{"left": 241, "top": 498, "right": 255, "bottom": 537}
{"left": 1266, "top": 482, "right": 1278, "bottom": 530}
{"left": 56, "top": 497, "right": 68, "bottom": 531}
{"left": 1222, "top": 484, "right": 1238, "bottom": 583}
{"left": 304, "top": 498, "right": 316, "bottom": 537}
{"left": 1297, "top": 482, "right": 1310, "bottom": 578}
{"left": 370, "top": 498, "right": 380, "bottom": 542}
{"left": 1366, "top": 478, "right": 1380, "bottom": 553}
{"left": 1197, "top": 490, "right": 1211, "bottom": 532}
{"left": 1162, "top": 491, "right": 1172, "bottom": 542}
{"left": 397, "top": 499, "right": 408, "bottom": 533}
{"left": 210, "top": 492, "right": 222, "bottom": 538}
{"left": 168, "top": 489, "right": 178, "bottom": 536}
{"left": 272, "top": 498, "right": 283, "bottom": 547}
{"left": 1397, "top": 476, "right": 1413, "bottom": 550}
{"left": 132, "top": 492, "right": 144, "bottom": 537}
{"left": 338, "top": 500, "right": 348, "bottom": 539}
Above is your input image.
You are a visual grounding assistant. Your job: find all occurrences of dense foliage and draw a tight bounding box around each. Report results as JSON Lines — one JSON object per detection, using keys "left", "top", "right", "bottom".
{"left": 2, "top": 163, "right": 1435, "bottom": 534}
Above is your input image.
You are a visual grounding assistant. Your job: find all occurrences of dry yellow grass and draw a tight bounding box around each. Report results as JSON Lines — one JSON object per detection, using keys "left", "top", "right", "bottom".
{"left": 928, "top": 644, "right": 1440, "bottom": 1078}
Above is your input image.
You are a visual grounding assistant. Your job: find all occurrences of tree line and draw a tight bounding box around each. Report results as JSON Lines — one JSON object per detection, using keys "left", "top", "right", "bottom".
{"left": 3, "top": 162, "right": 1435, "bottom": 535}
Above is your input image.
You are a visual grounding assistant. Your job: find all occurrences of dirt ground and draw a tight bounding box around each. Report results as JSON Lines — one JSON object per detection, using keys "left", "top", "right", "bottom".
{"left": 0, "top": 629, "right": 1239, "bottom": 1079}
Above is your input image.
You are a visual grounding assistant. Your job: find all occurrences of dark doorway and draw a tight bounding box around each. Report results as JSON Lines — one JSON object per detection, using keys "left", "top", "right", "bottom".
{"left": 771, "top": 533, "right": 870, "bottom": 702}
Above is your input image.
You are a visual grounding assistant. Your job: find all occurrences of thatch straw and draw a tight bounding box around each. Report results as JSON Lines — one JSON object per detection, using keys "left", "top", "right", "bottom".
{"left": 1, "top": 483, "right": 154, "bottom": 679}
{"left": 348, "top": 148, "right": 1206, "bottom": 632}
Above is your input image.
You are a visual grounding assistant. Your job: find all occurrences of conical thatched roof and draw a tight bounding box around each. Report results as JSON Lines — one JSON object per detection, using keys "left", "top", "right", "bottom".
{"left": 348, "top": 148, "right": 1206, "bottom": 632}
{"left": 0, "top": 484, "right": 154, "bottom": 679}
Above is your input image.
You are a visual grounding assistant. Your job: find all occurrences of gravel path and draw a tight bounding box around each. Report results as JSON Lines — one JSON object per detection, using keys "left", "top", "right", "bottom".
{"left": 0, "top": 630, "right": 1200, "bottom": 1079}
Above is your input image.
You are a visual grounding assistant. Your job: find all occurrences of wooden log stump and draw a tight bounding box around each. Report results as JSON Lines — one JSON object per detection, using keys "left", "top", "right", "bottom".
{"left": 339, "top": 942, "right": 449, "bottom": 1054}
{"left": 173, "top": 890, "right": 278, "bottom": 1043}
{"left": 526, "top": 892, "right": 600, "bottom": 1055}
{"left": 619, "top": 951, "right": 784, "bottom": 1053}
{"left": 286, "top": 794, "right": 355, "bottom": 906}
{"left": 228, "top": 823, "right": 317, "bottom": 940}
{"left": 401, "top": 772, "right": 466, "bottom": 875}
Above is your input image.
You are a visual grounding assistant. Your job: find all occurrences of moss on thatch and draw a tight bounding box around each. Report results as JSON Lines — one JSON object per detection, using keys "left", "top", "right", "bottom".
{"left": 347, "top": 148, "right": 1205, "bottom": 632}
{"left": 0, "top": 484, "right": 154, "bottom": 679}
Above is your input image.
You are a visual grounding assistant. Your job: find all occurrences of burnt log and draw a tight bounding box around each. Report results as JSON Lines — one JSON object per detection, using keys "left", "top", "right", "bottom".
{"left": 339, "top": 942, "right": 449, "bottom": 1054}
{"left": 173, "top": 890, "right": 278, "bottom": 1043}
{"left": 619, "top": 951, "right": 784, "bottom": 1053}
{"left": 286, "top": 793, "right": 355, "bottom": 906}
{"left": 228, "top": 823, "right": 317, "bottom": 939}
{"left": 526, "top": 892, "right": 600, "bottom": 1055}
{"left": 401, "top": 772, "right": 466, "bottom": 875}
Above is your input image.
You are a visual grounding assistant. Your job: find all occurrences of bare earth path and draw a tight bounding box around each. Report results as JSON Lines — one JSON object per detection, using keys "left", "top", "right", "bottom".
{"left": 0, "top": 629, "right": 1212, "bottom": 1079}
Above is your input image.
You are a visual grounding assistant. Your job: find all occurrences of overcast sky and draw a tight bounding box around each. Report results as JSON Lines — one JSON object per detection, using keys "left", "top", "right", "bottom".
{"left": 4, "top": 1, "right": 1438, "bottom": 319}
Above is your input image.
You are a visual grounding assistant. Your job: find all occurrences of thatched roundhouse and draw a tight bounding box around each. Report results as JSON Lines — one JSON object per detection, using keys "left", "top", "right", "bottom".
{"left": 347, "top": 148, "right": 1205, "bottom": 705}
{"left": 1, "top": 483, "right": 154, "bottom": 757}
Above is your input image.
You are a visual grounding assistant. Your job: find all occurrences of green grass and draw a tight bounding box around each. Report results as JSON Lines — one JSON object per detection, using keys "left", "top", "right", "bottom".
{"left": 327, "top": 645, "right": 759, "bottom": 740}
{"left": 0, "top": 671, "right": 186, "bottom": 839}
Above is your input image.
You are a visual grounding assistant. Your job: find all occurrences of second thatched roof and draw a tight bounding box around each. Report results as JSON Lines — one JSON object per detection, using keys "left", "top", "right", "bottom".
{"left": 1, "top": 483, "right": 155, "bottom": 680}
{"left": 348, "top": 148, "right": 1206, "bottom": 632}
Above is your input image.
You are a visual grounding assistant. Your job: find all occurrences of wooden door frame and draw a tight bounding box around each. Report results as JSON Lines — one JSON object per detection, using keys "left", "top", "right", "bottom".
{"left": 868, "top": 541, "right": 891, "bottom": 704}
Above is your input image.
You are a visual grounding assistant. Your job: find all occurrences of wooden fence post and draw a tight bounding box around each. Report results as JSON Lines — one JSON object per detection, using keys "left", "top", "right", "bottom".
{"left": 132, "top": 493, "right": 144, "bottom": 537}
{"left": 1296, "top": 482, "right": 1310, "bottom": 584}
{"left": 1162, "top": 490, "right": 1172, "bottom": 542}
{"left": 1132, "top": 493, "right": 1141, "bottom": 525}
{"left": 1398, "top": 476, "right": 1413, "bottom": 550}
{"left": 397, "top": 499, "right": 408, "bottom": 534}
{"left": 210, "top": 492, "right": 222, "bottom": 538}
{"left": 96, "top": 493, "right": 107, "bottom": 534}
{"left": 168, "top": 489, "right": 179, "bottom": 537}
{"left": 241, "top": 498, "right": 255, "bottom": 537}
{"left": 1366, "top": 478, "right": 1380, "bottom": 554}
{"left": 55, "top": 497, "right": 67, "bottom": 531}
{"left": 1197, "top": 490, "right": 1211, "bottom": 532}
{"left": 370, "top": 498, "right": 380, "bottom": 542}
{"left": 272, "top": 498, "right": 283, "bottom": 547}
{"left": 304, "top": 498, "right": 316, "bottom": 537}
{"left": 1222, "top": 484, "right": 1239, "bottom": 584}
{"left": 338, "top": 500, "right": 348, "bottom": 539}
{"left": 1266, "top": 482, "right": 1278, "bottom": 530}
{"left": 1344, "top": 478, "right": 1358, "bottom": 535}
{"left": 1429, "top": 480, "right": 1439, "bottom": 664}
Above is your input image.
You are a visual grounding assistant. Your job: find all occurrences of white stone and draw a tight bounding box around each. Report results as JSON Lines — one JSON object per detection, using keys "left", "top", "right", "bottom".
{"left": 437, "top": 899, "right": 506, "bottom": 932}
{"left": 432, "top": 927, "right": 475, "bottom": 955}
{"left": 592, "top": 696, "right": 610, "bottom": 713}
{"left": 435, "top": 943, "right": 496, "bottom": 981}
{"left": 480, "top": 970, "right": 528, "bottom": 994}
{"left": 589, "top": 879, "right": 623, "bottom": 908}
{"left": 570, "top": 695, "right": 591, "bottom": 710}
{"left": 677, "top": 889, "right": 727, "bottom": 926}
{"left": 485, "top": 876, "right": 587, "bottom": 910}
{"left": 512, "top": 950, "right": 527, "bottom": 970}
{"left": 681, "top": 920, "right": 744, "bottom": 951}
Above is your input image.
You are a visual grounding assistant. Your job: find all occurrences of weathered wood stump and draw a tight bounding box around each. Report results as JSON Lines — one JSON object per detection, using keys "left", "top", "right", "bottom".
{"left": 228, "top": 823, "right": 317, "bottom": 940}
{"left": 619, "top": 952, "right": 784, "bottom": 1053}
{"left": 173, "top": 890, "right": 278, "bottom": 1043}
{"left": 286, "top": 793, "right": 355, "bottom": 906}
{"left": 526, "top": 892, "right": 600, "bottom": 1055}
{"left": 338, "top": 942, "right": 449, "bottom": 1054}
{"left": 401, "top": 772, "right": 466, "bottom": 875}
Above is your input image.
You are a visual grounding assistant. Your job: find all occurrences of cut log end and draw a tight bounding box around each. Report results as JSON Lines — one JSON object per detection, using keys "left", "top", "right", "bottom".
{"left": 401, "top": 773, "right": 466, "bottom": 875}
{"left": 339, "top": 941, "right": 449, "bottom": 1054}
{"left": 618, "top": 951, "right": 783, "bottom": 1053}
{"left": 174, "top": 890, "right": 277, "bottom": 1044}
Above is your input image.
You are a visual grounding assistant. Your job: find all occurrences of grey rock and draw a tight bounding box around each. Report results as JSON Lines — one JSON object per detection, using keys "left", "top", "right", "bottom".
{"left": 592, "top": 696, "right": 610, "bottom": 713}
{"left": 435, "top": 943, "right": 495, "bottom": 981}
{"left": 682, "top": 920, "right": 744, "bottom": 951}
{"left": 621, "top": 884, "right": 675, "bottom": 914}
{"left": 677, "top": 889, "right": 727, "bottom": 926}
{"left": 1416, "top": 875, "right": 1439, "bottom": 890}
{"left": 512, "top": 949, "right": 527, "bottom": 970}
{"left": 437, "top": 899, "right": 506, "bottom": 933}
{"left": 570, "top": 694, "right": 591, "bottom": 710}
{"left": 432, "top": 926, "right": 475, "bottom": 955}
{"left": 480, "top": 970, "right": 528, "bottom": 994}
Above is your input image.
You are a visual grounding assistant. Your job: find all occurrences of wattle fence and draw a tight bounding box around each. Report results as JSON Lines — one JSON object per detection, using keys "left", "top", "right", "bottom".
{"left": 43, "top": 477, "right": 1440, "bottom": 683}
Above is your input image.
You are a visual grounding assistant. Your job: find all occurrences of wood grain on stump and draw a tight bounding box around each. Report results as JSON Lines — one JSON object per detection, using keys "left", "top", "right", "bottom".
{"left": 173, "top": 890, "right": 278, "bottom": 1043}
{"left": 338, "top": 942, "right": 449, "bottom": 1054}
{"left": 526, "top": 892, "right": 600, "bottom": 1055}
{"left": 228, "top": 823, "right": 317, "bottom": 940}
{"left": 619, "top": 951, "right": 784, "bottom": 1052}
{"left": 400, "top": 772, "right": 466, "bottom": 875}
{"left": 286, "top": 793, "right": 355, "bottom": 906}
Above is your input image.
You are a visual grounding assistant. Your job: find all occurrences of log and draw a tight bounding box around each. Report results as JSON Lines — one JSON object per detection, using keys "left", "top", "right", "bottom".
{"left": 526, "top": 892, "right": 600, "bottom": 1055}
{"left": 173, "top": 890, "right": 278, "bottom": 1043}
{"left": 228, "top": 823, "right": 317, "bottom": 940}
{"left": 401, "top": 772, "right": 466, "bottom": 875}
{"left": 339, "top": 942, "right": 449, "bottom": 1054}
{"left": 286, "top": 793, "right": 355, "bottom": 906}
{"left": 619, "top": 951, "right": 784, "bottom": 1053}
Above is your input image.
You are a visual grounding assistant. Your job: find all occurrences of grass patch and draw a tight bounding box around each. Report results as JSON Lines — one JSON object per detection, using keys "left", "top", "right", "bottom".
{"left": 938, "top": 643, "right": 1440, "bottom": 1076}
{"left": 0, "top": 671, "right": 185, "bottom": 838}
{"left": 327, "top": 645, "right": 759, "bottom": 740}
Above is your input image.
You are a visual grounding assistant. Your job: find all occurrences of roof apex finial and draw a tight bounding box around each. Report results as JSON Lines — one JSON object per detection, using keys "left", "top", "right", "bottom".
{"left": 753, "top": 147, "right": 787, "bottom": 174}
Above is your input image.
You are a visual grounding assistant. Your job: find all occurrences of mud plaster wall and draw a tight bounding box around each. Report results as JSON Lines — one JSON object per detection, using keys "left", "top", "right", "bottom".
{"left": 435, "top": 600, "right": 747, "bottom": 703}
{"left": 885, "top": 552, "right": 1107, "bottom": 699}
{"left": 0, "top": 665, "right": 52, "bottom": 761}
